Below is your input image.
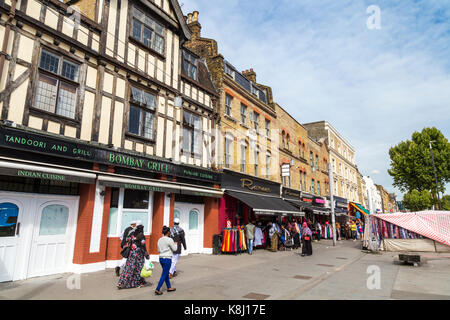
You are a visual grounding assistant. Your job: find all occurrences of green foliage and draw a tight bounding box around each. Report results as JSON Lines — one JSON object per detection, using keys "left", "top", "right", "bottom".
{"left": 442, "top": 195, "right": 450, "bottom": 211}
{"left": 388, "top": 127, "right": 450, "bottom": 195}
{"left": 402, "top": 190, "right": 433, "bottom": 211}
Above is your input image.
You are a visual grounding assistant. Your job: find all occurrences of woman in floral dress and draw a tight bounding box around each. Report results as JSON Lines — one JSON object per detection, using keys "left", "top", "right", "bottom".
{"left": 117, "top": 224, "right": 150, "bottom": 289}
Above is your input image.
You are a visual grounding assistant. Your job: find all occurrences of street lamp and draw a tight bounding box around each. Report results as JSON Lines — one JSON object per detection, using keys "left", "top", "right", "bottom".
{"left": 429, "top": 140, "right": 442, "bottom": 210}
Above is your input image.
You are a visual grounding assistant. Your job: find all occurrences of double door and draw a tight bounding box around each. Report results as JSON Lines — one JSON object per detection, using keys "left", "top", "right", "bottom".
{"left": 174, "top": 202, "right": 204, "bottom": 255}
{"left": 0, "top": 192, "right": 79, "bottom": 282}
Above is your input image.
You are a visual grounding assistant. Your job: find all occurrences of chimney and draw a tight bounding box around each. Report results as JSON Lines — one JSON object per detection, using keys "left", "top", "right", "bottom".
{"left": 188, "top": 11, "right": 202, "bottom": 40}
{"left": 242, "top": 68, "right": 257, "bottom": 83}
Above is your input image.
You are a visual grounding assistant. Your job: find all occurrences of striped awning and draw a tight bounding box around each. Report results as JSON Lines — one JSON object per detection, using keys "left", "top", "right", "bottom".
{"left": 372, "top": 211, "right": 450, "bottom": 247}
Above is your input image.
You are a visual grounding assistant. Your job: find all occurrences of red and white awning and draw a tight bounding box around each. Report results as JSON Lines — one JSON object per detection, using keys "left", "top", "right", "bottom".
{"left": 372, "top": 211, "right": 450, "bottom": 247}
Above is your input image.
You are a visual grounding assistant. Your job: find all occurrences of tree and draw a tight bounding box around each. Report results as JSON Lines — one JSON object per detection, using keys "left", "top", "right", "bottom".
{"left": 442, "top": 195, "right": 450, "bottom": 211}
{"left": 402, "top": 190, "right": 433, "bottom": 212}
{"left": 388, "top": 127, "right": 450, "bottom": 206}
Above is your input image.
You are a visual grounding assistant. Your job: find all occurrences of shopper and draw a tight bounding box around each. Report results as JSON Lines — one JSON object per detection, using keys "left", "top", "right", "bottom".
{"left": 316, "top": 221, "right": 322, "bottom": 241}
{"left": 351, "top": 221, "right": 357, "bottom": 241}
{"left": 155, "top": 226, "right": 177, "bottom": 295}
{"left": 116, "top": 221, "right": 137, "bottom": 277}
{"left": 245, "top": 220, "right": 256, "bottom": 255}
{"left": 291, "top": 222, "right": 301, "bottom": 249}
{"left": 301, "top": 222, "right": 313, "bottom": 256}
{"left": 268, "top": 221, "right": 279, "bottom": 252}
{"left": 335, "top": 222, "right": 341, "bottom": 241}
{"left": 169, "top": 218, "right": 186, "bottom": 279}
{"left": 117, "top": 223, "right": 149, "bottom": 289}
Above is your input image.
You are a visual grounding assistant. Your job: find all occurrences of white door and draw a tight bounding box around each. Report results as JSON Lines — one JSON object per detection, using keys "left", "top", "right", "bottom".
{"left": 0, "top": 200, "right": 23, "bottom": 282}
{"left": 174, "top": 203, "right": 204, "bottom": 255}
{"left": 27, "top": 200, "right": 78, "bottom": 278}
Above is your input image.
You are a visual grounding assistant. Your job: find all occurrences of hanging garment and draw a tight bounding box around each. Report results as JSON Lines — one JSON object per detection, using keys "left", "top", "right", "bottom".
{"left": 254, "top": 227, "right": 264, "bottom": 246}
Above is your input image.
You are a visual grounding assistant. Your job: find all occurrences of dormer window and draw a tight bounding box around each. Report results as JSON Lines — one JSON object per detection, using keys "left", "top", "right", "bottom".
{"left": 183, "top": 51, "right": 198, "bottom": 81}
{"left": 225, "top": 64, "right": 235, "bottom": 78}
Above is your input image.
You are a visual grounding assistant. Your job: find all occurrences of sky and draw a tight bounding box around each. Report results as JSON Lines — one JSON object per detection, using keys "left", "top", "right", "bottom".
{"left": 180, "top": 0, "right": 450, "bottom": 200}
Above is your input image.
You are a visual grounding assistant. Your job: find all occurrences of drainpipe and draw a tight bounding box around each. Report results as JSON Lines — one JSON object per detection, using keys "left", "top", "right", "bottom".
{"left": 0, "top": 0, "right": 17, "bottom": 82}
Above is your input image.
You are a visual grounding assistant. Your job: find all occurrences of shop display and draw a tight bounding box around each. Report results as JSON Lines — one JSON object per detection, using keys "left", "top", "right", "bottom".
{"left": 221, "top": 226, "right": 247, "bottom": 253}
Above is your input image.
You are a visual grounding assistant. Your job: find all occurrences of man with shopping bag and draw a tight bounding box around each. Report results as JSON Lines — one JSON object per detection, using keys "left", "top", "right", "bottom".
{"left": 169, "top": 217, "right": 186, "bottom": 279}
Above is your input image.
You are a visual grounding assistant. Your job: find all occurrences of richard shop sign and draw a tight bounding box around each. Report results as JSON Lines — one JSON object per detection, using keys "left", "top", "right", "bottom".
{"left": 0, "top": 126, "right": 219, "bottom": 183}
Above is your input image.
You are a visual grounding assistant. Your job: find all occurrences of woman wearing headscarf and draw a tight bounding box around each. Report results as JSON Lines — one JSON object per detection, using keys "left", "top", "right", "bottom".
{"left": 301, "top": 222, "right": 313, "bottom": 257}
{"left": 117, "top": 223, "right": 149, "bottom": 289}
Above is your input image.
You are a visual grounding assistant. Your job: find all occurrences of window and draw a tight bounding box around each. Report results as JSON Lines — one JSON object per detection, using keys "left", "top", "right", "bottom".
{"left": 39, "top": 205, "right": 69, "bottom": 236}
{"left": 265, "top": 119, "right": 270, "bottom": 137}
{"left": 131, "top": 7, "right": 165, "bottom": 55}
{"left": 225, "top": 64, "right": 235, "bottom": 78}
{"left": 108, "top": 188, "right": 153, "bottom": 236}
{"left": 0, "top": 202, "right": 18, "bottom": 237}
{"left": 302, "top": 143, "right": 305, "bottom": 158}
{"left": 225, "top": 94, "right": 233, "bottom": 116}
{"left": 299, "top": 142, "right": 302, "bottom": 158}
{"left": 318, "top": 181, "right": 321, "bottom": 196}
{"left": 286, "top": 134, "right": 290, "bottom": 150}
{"left": 266, "top": 152, "right": 271, "bottom": 179}
{"left": 182, "top": 111, "right": 202, "bottom": 155}
{"left": 282, "top": 131, "right": 286, "bottom": 149}
{"left": 252, "top": 111, "right": 260, "bottom": 130}
{"left": 224, "top": 135, "right": 232, "bottom": 168}
{"left": 299, "top": 173, "right": 303, "bottom": 191}
{"left": 250, "top": 82, "right": 258, "bottom": 96}
{"left": 315, "top": 155, "right": 319, "bottom": 170}
{"left": 310, "top": 152, "right": 314, "bottom": 167}
{"left": 34, "top": 49, "right": 80, "bottom": 119}
{"left": 240, "top": 143, "right": 247, "bottom": 173}
{"left": 240, "top": 103, "right": 247, "bottom": 124}
{"left": 183, "top": 51, "right": 197, "bottom": 80}
{"left": 312, "top": 179, "right": 315, "bottom": 194}
{"left": 254, "top": 150, "right": 259, "bottom": 177}
{"left": 189, "top": 210, "right": 199, "bottom": 230}
{"left": 128, "top": 86, "right": 156, "bottom": 140}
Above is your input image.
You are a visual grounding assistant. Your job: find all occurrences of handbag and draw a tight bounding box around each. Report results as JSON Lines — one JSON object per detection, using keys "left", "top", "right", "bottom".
{"left": 304, "top": 236, "right": 310, "bottom": 241}
{"left": 120, "top": 246, "right": 131, "bottom": 259}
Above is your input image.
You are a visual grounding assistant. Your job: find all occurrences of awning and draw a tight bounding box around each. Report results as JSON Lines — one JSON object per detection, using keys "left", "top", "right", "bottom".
{"left": 98, "top": 174, "right": 223, "bottom": 198}
{"left": 350, "top": 202, "right": 370, "bottom": 216}
{"left": 0, "top": 159, "right": 96, "bottom": 184}
{"left": 227, "top": 190, "right": 302, "bottom": 216}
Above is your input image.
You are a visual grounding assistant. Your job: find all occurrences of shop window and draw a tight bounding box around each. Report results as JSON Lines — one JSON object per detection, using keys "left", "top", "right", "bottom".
{"left": 0, "top": 202, "right": 19, "bottom": 237}
{"left": 182, "top": 111, "right": 202, "bottom": 156}
{"left": 128, "top": 86, "right": 156, "bottom": 140}
{"left": 189, "top": 210, "right": 199, "bottom": 230}
{"left": 39, "top": 205, "right": 69, "bottom": 236}
{"left": 108, "top": 188, "right": 153, "bottom": 236}
{"left": 131, "top": 7, "right": 165, "bottom": 55}
{"left": 34, "top": 48, "right": 80, "bottom": 119}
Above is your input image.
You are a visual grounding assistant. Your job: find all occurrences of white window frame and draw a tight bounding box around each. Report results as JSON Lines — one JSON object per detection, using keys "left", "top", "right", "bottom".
{"left": 107, "top": 189, "right": 154, "bottom": 237}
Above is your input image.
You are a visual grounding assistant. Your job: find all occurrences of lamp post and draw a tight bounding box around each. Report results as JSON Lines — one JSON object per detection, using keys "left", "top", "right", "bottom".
{"left": 429, "top": 140, "right": 442, "bottom": 210}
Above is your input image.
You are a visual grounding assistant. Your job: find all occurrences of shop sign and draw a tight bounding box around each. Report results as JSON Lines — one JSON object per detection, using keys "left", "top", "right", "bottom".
{"left": 221, "top": 169, "right": 280, "bottom": 196}
{"left": 0, "top": 126, "right": 220, "bottom": 183}
{"left": 314, "top": 197, "right": 326, "bottom": 206}
{"left": 301, "top": 198, "right": 313, "bottom": 203}
{"left": 282, "top": 187, "right": 301, "bottom": 200}
{"left": 0, "top": 167, "right": 95, "bottom": 184}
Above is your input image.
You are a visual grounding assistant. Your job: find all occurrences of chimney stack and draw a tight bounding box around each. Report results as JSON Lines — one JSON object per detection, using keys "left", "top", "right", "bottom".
{"left": 242, "top": 68, "right": 257, "bottom": 83}
{"left": 187, "top": 11, "right": 201, "bottom": 40}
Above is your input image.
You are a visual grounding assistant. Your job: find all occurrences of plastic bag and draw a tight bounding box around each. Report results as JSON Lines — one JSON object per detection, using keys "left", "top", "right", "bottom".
{"left": 140, "top": 267, "right": 152, "bottom": 278}
{"left": 144, "top": 259, "right": 154, "bottom": 270}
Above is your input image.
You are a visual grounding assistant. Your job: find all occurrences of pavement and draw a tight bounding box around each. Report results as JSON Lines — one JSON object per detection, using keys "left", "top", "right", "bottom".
{"left": 1, "top": 239, "right": 450, "bottom": 300}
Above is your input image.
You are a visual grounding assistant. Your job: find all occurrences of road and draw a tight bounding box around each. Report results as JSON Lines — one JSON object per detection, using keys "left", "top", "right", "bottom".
{"left": 1, "top": 239, "right": 450, "bottom": 300}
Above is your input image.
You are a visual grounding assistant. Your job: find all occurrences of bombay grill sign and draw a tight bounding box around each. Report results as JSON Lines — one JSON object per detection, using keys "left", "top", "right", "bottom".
{"left": 0, "top": 126, "right": 219, "bottom": 182}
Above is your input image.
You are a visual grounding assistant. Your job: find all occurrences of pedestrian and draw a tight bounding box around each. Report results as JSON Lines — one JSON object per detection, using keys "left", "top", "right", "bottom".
{"left": 268, "top": 221, "right": 279, "bottom": 252}
{"left": 335, "top": 222, "right": 341, "bottom": 241}
{"left": 115, "top": 221, "right": 138, "bottom": 277}
{"left": 351, "top": 220, "right": 357, "bottom": 241}
{"left": 301, "top": 222, "right": 313, "bottom": 256}
{"left": 169, "top": 218, "right": 186, "bottom": 279}
{"left": 117, "top": 223, "right": 149, "bottom": 289}
{"left": 155, "top": 226, "right": 177, "bottom": 295}
{"left": 245, "top": 220, "right": 256, "bottom": 255}
{"left": 316, "top": 221, "right": 322, "bottom": 241}
{"left": 291, "top": 222, "right": 301, "bottom": 249}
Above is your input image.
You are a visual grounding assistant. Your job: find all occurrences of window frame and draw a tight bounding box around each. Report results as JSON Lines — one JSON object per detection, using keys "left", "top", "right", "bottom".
{"left": 130, "top": 6, "right": 166, "bottom": 56}
{"left": 33, "top": 48, "right": 81, "bottom": 120}
{"left": 240, "top": 103, "right": 247, "bottom": 124}
{"left": 127, "top": 84, "right": 157, "bottom": 142}
{"left": 183, "top": 51, "right": 198, "bottom": 81}
{"left": 182, "top": 110, "right": 203, "bottom": 157}
{"left": 225, "top": 94, "right": 233, "bottom": 116}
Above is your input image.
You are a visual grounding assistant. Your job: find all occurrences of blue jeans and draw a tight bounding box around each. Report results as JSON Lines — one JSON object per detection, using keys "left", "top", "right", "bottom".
{"left": 248, "top": 239, "right": 254, "bottom": 254}
{"left": 156, "top": 258, "right": 172, "bottom": 291}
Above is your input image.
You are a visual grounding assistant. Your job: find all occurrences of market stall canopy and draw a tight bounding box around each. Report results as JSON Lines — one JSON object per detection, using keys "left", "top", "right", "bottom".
{"left": 350, "top": 202, "right": 370, "bottom": 216}
{"left": 372, "top": 211, "right": 450, "bottom": 247}
{"left": 226, "top": 190, "right": 303, "bottom": 216}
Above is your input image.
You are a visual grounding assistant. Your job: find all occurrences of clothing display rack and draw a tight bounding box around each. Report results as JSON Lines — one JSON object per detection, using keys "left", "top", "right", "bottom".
{"left": 321, "top": 224, "right": 334, "bottom": 239}
{"left": 221, "top": 226, "right": 247, "bottom": 254}
{"left": 370, "top": 218, "right": 423, "bottom": 240}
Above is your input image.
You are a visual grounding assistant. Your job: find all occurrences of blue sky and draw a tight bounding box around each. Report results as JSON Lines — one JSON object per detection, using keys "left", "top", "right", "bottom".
{"left": 181, "top": 0, "right": 450, "bottom": 199}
